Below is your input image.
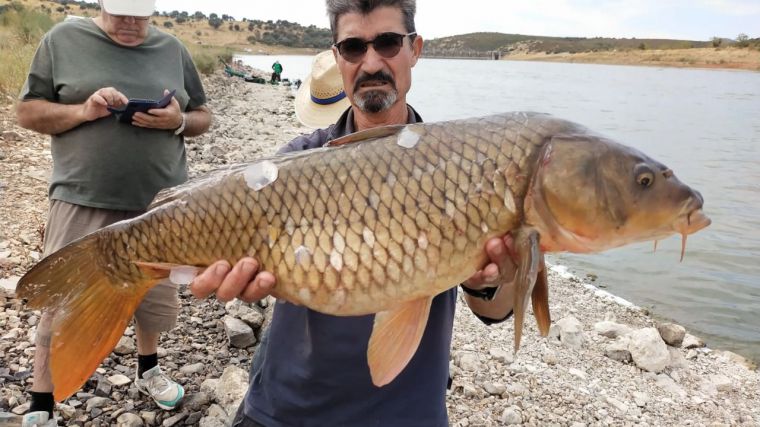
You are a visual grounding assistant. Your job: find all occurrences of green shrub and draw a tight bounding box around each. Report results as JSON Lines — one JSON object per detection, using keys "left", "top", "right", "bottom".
{"left": 186, "top": 45, "right": 233, "bottom": 75}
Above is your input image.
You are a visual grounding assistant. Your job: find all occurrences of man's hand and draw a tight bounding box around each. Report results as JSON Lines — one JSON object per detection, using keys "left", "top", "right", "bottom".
{"left": 82, "top": 87, "right": 128, "bottom": 122}
{"left": 190, "top": 257, "right": 276, "bottom": 304}
{"left": 132, "top": 89, "right": 184, "bottom": 130}
{"left": 463, "top": 234, "right": 517, "bottom": 291}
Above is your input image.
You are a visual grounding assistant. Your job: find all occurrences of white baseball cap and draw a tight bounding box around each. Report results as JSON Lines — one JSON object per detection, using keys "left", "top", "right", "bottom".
{"left": 101, "top": 0, "right": 156, "bottom": 17}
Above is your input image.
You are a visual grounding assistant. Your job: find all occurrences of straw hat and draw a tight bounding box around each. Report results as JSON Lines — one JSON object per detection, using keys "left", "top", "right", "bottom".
{"left": 295, "top": 50, "right": 350, "bottom": 128}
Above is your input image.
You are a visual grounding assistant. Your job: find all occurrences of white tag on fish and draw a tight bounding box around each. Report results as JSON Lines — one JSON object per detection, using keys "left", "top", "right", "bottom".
{"left": 244, "top": 160, "right": 279, "bottom": 191}
{"left": 169, "top": 266, "right": 201, "bottom": 285}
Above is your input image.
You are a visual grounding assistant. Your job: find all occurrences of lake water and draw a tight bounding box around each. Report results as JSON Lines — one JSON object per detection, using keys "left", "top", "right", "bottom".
{"left": 237, "top": 54, "right": 760, "bottom": 363}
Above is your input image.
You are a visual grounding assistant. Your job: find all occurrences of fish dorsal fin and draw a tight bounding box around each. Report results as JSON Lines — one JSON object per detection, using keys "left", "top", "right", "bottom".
{"left": 326, "top": 124, "right": 406, "bottom": 147}
{"left": 367, "top": 296, "right": 433, "bottom": 386}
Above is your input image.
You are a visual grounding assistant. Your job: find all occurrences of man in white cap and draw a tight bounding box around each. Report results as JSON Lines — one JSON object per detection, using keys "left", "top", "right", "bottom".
{"left": 191, "top": 1, "right": 517, "bottom": 425}
{"left": 17, "top": 0, "right": 211, "bottom": 424}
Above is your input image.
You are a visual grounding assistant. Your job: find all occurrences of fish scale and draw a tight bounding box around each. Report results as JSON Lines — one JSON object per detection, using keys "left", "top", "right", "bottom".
{"left": 17, "top": 112, "right": 710, "bottom": 400}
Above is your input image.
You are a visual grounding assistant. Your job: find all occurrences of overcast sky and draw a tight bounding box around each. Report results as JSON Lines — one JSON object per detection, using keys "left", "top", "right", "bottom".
{"left": 153, "top": 0, "right": 758, "bottom": 41}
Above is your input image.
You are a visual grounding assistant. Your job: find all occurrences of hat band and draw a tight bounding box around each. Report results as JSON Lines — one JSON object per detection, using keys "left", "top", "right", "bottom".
{"left": 311, "top": 91, "right": 346, "bottom": 105}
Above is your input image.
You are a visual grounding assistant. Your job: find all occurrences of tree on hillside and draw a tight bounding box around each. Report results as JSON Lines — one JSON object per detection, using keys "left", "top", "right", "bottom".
{"left": 208, "top": 16, "right": 222, "bottom": 29}
{"left": 193, "top": 11, "right": 205, "bottom": 20}
{"left": 736, "top": 33, "right": 749, "bottom": 47}
{"left": 711, "top": 37, "right": 722, "bottom": 47}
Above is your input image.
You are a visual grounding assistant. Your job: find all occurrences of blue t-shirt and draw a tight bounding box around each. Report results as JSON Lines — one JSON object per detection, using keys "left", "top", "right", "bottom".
{"left": 243, "top": 107, "right": 457, "bottom": 427}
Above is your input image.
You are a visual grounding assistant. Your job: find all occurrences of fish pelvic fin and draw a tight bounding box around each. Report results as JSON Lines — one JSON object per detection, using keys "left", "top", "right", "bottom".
{"left": 513, "top": 228, "right": 541, "bottom": 353}
{"left": 531, "top": 257, "right": 552, "bottom": 337}
{"left": 16, "top": 235, "right": 155, "bottom": 401}
{"left": 367, "top": 296, "right": 433, "bottom": 387}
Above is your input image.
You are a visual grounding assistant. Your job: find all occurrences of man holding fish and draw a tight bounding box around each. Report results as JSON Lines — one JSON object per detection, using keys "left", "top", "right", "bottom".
{"left": 192, "top": 1, "right": 519, "bottom": 425}
{"left": 16, "top": 0, "right": 211, "bottom": 422}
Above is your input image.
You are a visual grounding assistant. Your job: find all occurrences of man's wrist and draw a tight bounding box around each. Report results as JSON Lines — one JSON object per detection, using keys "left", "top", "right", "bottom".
{"left": 460, "top": 283, "right": 497, "bottom": 301}
{"left": 174, "top": 113, "right": 187, "bottom": 135}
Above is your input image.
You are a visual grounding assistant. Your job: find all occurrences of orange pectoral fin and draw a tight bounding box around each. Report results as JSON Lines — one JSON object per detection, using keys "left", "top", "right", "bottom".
{"left": 531, "top": 256, "right": 551, "bottom": 337}
{"left": 367, "top": 296, "right": 433, "bottom": 387}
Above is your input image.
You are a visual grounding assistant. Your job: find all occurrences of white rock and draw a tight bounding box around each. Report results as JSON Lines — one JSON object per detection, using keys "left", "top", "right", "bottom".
{"left": 605, "top": 336, "right": 632, "bottom": 363}
{"left": 482, "top": 382, "right": 506, "bottom": 396}
{"left": 628, "top": 328, "right": 670, "bottom": 373}
{"left": 633, "top": 391, "right": 650, "bottom": 407}
{"left": 457, "top": 352, "right": 480, "bottom": 372}
{"left": 113, "top": 336, "right": 136, "bottom": 355}
{"left": 180, "top": 362, "right": 206, "bottom": 375}
{"left": 85, "top": 396, "right": 110, "bottom": 411}
{"left": 709, "top": 374, "right": 733, "bottom": 392}
{"left": 501, "top": 406, "right": 523, "bottom": 425}
{"left": 682, "top": 333, "right": 705, "bottom": 349}
{"left": 606, "top": 396, "right": 629, "bottom": 413}
{"left": 569, "top": 368, "right": 588, "bottom": 380}
{"left": 655, "top": 374, "right": 687, "bottom": 399}
{"left": 554, "top": 316, "right": 585, "bottom": 350}
{"left": 594, "top": 320, "right": 632, "bottom": 338}
{"left": 667, "top": 347, "right": 689, "bottom": 370}
{"left": 107, "top": 374, "right": 132, "bottom": 386}
{"left": 0, "top": 276, "right": 19, "bottom": 295}
{"left": 116, "top": 412, "right": 144, "bottom": 427}
{"left": 488, "top": 348, "right": 513, "bottom": 364}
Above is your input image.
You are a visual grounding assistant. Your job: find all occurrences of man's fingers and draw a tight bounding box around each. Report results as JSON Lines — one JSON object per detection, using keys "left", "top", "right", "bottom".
{"left": 486, "top": 237, "right": 516, "bottom": 283}
{"left": 215, "top": 258, "right": 261, "bottom": 302}
{"left": 190, "top": 261, "right": 231, "bottom": 299}
{"left": 91, "top": 94, "right": 108, "bottom": 107}
{"left": 239, "top": 271, "right": 276, "bottom": 303}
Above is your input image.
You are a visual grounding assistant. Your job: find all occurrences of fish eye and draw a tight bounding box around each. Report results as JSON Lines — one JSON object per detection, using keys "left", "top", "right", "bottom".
{"left": 634, "top": 164, "right": 655, "bottom": 188}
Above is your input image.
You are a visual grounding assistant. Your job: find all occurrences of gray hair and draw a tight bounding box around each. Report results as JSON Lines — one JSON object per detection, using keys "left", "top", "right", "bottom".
{"left": 326, "top": 0, "right": 416, "bottom": 42}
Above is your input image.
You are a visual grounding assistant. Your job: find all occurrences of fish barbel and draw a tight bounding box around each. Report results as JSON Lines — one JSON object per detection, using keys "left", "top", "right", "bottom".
{"left": 16, "top": 112, "right": 710, "bottom": 400}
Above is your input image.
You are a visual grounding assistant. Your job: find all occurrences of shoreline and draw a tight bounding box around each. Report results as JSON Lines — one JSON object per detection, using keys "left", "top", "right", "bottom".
{"left": 1, "top": 71, "right": 758, "bottom": 425}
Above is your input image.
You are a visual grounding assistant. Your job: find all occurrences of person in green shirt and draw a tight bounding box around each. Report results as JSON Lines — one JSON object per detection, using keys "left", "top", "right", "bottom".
{"left": 16, "top": 0, "right": 212, "bottom": 423}
{"left": 271, "top": 60, "right": 283, "bottom": 83}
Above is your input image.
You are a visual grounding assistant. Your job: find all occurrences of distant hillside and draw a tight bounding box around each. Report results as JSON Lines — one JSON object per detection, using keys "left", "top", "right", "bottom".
{"left": 9, "top": 0, "right": 332, "bottom": 52}
{"left": 422, "top": 31, "right": 757, "bottom": 59}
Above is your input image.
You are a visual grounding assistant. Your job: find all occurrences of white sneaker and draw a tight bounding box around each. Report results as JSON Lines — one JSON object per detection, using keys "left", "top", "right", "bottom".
{"left": 21, "top": 411, "right": 56, "bottom": 427}
{"left": 135, "top": 366, "right": 184, "bottom": 410}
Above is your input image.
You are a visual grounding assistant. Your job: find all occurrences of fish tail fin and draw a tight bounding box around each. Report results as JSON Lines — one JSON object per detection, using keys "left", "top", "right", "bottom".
{"left": 16, "top": 235, "right": 156, "bottom": 402}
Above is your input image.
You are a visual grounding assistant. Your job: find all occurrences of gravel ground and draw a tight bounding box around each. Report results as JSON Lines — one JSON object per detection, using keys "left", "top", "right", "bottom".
{"left": 1, "top": 71, "right": 758, "bottom": 426}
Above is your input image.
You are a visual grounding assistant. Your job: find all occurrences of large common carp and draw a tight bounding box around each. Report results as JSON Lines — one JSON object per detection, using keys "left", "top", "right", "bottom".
{"left": 17, "top": 112, "right": 710, "bottom": 401}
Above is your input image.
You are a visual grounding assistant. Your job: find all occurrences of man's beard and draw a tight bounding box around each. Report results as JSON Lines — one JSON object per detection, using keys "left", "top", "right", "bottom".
{"left": 352, "top": 71, "right": 398, "bottom": 114}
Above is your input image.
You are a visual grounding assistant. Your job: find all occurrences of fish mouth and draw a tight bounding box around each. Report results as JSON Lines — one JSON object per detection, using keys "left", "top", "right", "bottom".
{"left": 671, "top": 207, "right": 711, "bottom": 261}
{"left": 674, "top": 208, "right": 711, "bottom": 236}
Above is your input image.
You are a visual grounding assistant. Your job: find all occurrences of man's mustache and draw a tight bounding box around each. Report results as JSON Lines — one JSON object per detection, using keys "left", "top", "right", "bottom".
{"left": 354, "top": 71, "right": 396, "bottom": 92}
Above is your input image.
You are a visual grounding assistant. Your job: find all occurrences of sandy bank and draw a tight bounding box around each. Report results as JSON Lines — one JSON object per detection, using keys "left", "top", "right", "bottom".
{"left": 0, "top": 71, "right": 758, "bottom": 425}
{"left": 503, "top": 47, "right": 760, "bottom": 72}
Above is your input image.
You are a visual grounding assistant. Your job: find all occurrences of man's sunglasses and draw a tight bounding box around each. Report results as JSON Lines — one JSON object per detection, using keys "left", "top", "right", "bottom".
{"left": 334, "top": 32, "right": 417, "bottom": 63}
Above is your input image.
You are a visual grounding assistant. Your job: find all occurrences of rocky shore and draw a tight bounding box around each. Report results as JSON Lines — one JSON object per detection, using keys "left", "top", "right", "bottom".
{"left": 1, "top": 71, "right": 759, "bottom": 426}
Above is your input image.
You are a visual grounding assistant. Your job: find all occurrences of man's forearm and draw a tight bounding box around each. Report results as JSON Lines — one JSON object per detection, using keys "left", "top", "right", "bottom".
{"left": 182, "top": 106, "right": 212, "bottom": 137}
{"left": 16, "top": 99, "right": 87, "bottom": 135}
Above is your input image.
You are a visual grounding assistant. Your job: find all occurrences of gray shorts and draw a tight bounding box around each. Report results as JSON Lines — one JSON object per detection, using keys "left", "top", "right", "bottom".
{"left": 42, "top": 199, "right": 179, "bottom": 333}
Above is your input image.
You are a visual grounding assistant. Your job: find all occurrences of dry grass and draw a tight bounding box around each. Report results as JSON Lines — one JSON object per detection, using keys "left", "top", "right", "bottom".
{"left": 505, "top": 47, "right": 760, "bottom": 72}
